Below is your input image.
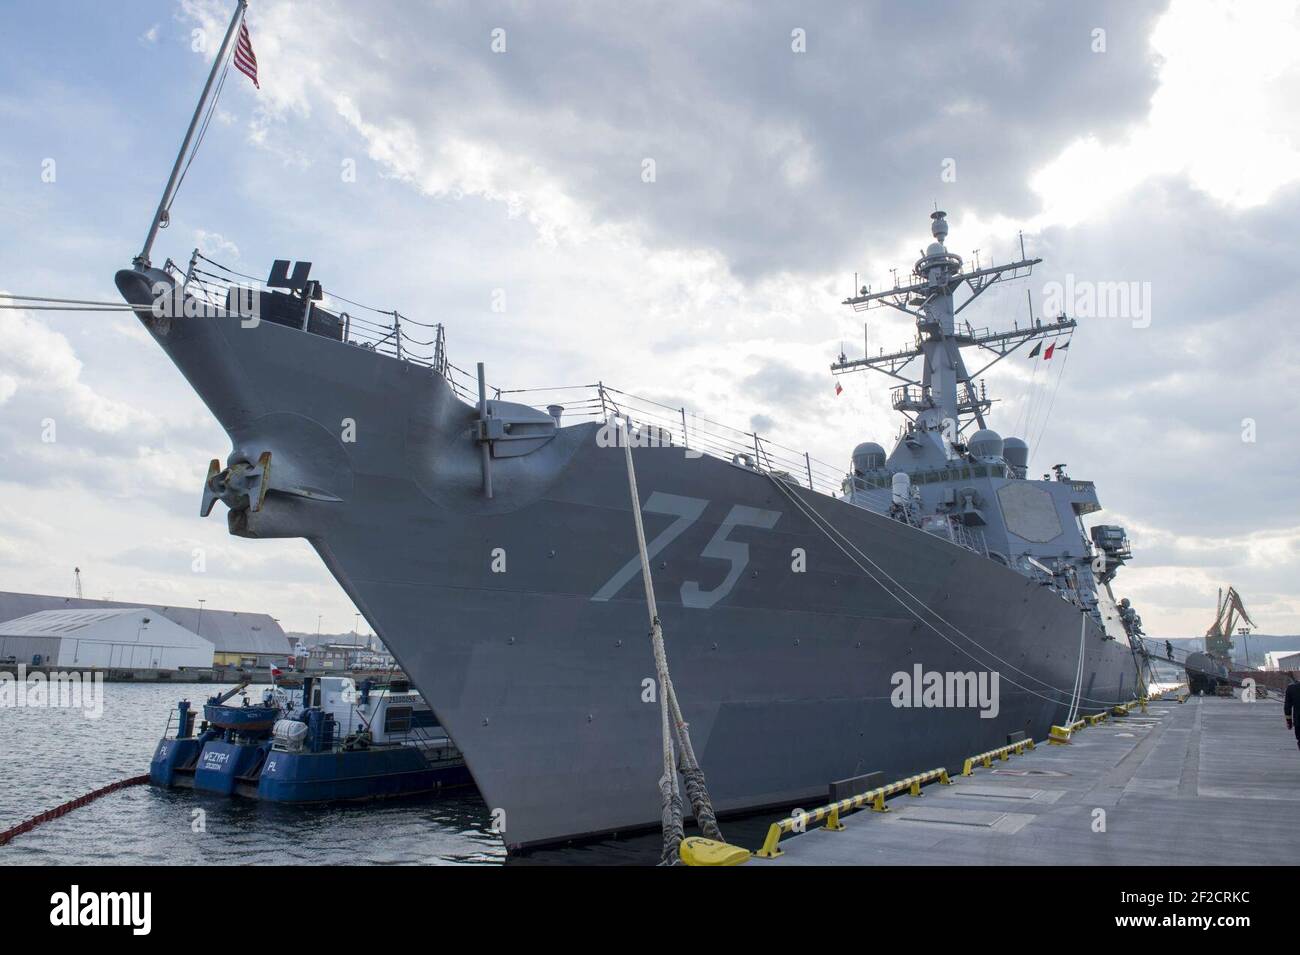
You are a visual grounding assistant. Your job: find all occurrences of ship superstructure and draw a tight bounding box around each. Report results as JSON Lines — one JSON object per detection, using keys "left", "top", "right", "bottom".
{"left": 831, "top": 211, "right": 1140, "bottom": 646}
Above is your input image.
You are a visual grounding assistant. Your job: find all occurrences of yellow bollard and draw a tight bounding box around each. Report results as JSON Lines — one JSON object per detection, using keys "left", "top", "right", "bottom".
{"left": 680, "top": 836, "right": 752, "bottom": 866}
{"left": 755, "top": 823, "right": 786, "bottom": 859}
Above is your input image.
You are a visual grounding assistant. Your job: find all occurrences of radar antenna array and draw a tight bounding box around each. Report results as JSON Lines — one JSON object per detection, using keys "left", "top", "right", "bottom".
{"left": 833, "top": 213, "right": 1073, "bottom": 435}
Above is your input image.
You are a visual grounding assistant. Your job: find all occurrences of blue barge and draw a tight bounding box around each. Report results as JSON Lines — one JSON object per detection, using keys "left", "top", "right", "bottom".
{"left": 150, "top": 676, "right": 474, "bottom": 802}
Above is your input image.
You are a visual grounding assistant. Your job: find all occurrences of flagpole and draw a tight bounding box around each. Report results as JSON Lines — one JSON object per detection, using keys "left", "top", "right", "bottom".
{"left": 135, "top": 0, "right": 248, "bottom": 268}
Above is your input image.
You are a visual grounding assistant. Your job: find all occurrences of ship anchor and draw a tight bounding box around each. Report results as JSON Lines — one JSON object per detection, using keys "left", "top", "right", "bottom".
{"left": 200, "top": 451, "right": 272, "bottom": 517}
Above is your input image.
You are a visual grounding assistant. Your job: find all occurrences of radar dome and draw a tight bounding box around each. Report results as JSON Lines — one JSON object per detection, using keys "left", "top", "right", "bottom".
{"left": 852, "top": 441, "right": 887, "bottom": 473}
{"left": 926, "top": 241, "right": 946, "bottom": 257}
{"left": 1002, "top": 436, "right": 1029, "bottom": 470}
{"left": 930, "top": 211, "right": 948, "bottom": 241}
{"left": 968, "top": 428, "right": 1003, "bottom": 460}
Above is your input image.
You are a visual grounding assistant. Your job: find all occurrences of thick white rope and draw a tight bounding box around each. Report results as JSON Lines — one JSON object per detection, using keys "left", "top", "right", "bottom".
{"left": 1065, "top": 615, "right": 1087, "bottom": 726}
{"left": 1, "top": 294, "right": 141, "bottom": 307}
{"left": 0, "top": 305, "right": 138, "bottom": 312}
{"left": 620, "top": 420, "right": 685, "bottom": 863}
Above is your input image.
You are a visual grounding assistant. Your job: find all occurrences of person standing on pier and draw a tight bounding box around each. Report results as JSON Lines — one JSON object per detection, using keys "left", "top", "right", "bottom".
{"left": 1286, "top": 675, "right": 1300, "bottom": 753}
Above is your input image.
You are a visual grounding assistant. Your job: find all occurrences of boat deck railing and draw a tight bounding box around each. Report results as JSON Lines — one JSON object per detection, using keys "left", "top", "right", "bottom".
{"left": 400, "top": 724, "right": 463, "bottom": 764}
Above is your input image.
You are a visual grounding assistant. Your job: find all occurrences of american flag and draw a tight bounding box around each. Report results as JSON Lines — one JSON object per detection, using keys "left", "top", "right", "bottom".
{"left": 233, "top": 21, "right": 259, "bottom": 89}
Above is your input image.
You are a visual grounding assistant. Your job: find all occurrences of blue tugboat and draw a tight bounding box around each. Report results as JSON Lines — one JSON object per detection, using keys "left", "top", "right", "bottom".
{"left": 150, "top": 676, "right": 474, "bottom": 802}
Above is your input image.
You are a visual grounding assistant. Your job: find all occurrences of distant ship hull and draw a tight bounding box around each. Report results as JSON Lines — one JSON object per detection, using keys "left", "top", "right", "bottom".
{"left": 1185, "top": 651, "right": 1231, "bottom": 694}
{"left": 116, "top": 272, "right": 1140, "bottom": 849}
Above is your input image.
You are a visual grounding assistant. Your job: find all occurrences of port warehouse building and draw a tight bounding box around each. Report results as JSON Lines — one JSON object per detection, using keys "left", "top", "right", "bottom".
{"left": 0, "top": 591, "right": 291, "bottom": 669}
{"left": 0, "top": 608, "right": 214, "bottom": 670}
{"left": 1264, "top": 650, "right": 1300, "bottom": 671}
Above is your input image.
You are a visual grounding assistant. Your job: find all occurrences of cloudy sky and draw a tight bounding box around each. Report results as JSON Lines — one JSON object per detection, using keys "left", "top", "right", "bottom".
{"left": 1, "top": 0, "right": 1298, "bottom": 638}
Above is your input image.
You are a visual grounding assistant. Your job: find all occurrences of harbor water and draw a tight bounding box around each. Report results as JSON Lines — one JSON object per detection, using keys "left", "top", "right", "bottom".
{"left": 0, "top": 682, "right": 771, "bottom": 865}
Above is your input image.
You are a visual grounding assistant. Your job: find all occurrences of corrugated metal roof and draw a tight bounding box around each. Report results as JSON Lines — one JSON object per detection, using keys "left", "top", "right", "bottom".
{"left": 0, "top": 607, "right": 143, "bottom": 636}
{"left": 0, "top": 608, "right": 214, "bottom": 652}
{"left": 0, "top": 592, "right": 290, "bottom": 655}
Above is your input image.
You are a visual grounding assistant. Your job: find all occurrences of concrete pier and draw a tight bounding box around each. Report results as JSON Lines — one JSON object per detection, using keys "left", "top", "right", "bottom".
{"left": 760, "top": 693, "right": 1300, "bottom": 865}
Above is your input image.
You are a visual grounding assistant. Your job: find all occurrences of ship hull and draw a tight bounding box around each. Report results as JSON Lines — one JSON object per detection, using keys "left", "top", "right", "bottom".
{"left": 116, "top": 274, "right": 1141, "bottom": 849}
{"left": 320, "top": 445, "right": 1138, "bottom": 848}
{"left": 1184, "top": 651, "right": 1230, "bottom": 694}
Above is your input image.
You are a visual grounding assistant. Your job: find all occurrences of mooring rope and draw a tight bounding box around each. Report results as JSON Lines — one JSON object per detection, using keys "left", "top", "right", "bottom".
{"left": 1064, "top": 615, "right": 1088, "bottom": 726}
{"left": 0, "top": 305, "right": 139, "bottom": 312}
{"left": 618, "top": 419, "right": 722, "bottom": 863}
{"left": 0, "top": 294, "right": 139, "bottom": 307}
{"left": 0, "top": 293, "right": 140, "bottom": 314}
{"left": 666, "top": 683, "right": 722, "bottom": 843}
{"left": 0, "top": 775, "right": 149, "bottom": 847}
{"left": 1127, "top": 628, "right": 1152, "bottom": 697}
{"left": 651, "top": 619, "right": 685, "bottom": 866}
{"left": 0, "top": 295, "right": 138, "bottom": 313}
{"left": 620, "top": 423, "right": 683, "bottom": 864}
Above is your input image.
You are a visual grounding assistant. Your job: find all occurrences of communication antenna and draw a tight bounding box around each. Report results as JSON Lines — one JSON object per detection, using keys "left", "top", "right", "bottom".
{"left": 74, "top": 567, "right": 83, "bottom": 599}
{"left": 832, "top": 210, "right": 1068, "bottom": 437}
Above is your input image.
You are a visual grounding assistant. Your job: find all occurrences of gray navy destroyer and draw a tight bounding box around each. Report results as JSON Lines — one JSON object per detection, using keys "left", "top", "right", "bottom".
{"left": 113, "top": 0, "right": 1147, "bottom": 851}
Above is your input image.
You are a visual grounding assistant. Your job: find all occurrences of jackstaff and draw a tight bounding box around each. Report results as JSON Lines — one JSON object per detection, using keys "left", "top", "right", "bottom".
{"left": 136, "top": 0, "right": 257, "bottom": 268}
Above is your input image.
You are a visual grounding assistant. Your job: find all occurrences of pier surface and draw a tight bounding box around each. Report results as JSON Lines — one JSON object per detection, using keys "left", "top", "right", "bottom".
{"left": 761, "top": 694, "right": 1300, "bottom": 865}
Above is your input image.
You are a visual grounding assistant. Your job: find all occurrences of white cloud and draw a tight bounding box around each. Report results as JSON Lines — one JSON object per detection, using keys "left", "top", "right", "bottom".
{"left": 194, "top": 229, "right": 240, "bottom": 262}
{"left": 1079, "top": 513, "right": 1300, "bottom": 636}
{"left": 332, "top": 92, "right": 594, "bottom": 247}
{"left": 1030, "top": 0, "right": 1300, "bottom": 226}
{"left": 0, "top": 301, "right": 159, "bottom": 435}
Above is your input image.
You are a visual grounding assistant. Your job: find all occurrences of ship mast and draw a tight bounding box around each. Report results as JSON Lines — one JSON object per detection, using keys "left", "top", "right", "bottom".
{"left": 833, "top": 211, "right": 1072, "bottom": 437}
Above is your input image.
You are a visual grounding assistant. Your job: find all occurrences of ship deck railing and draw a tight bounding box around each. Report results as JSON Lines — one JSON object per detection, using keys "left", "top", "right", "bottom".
{"left": 166, "top": 254, "right": 849, "bottom": 496}
{"left": 944, "top": 519, "right": 990, "bottom": 558}
{"left": 165, "top": 252, "right": 462, "bottom": 390}
{"left": 495, "top": 382, "right": 849, "bottom": 497}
